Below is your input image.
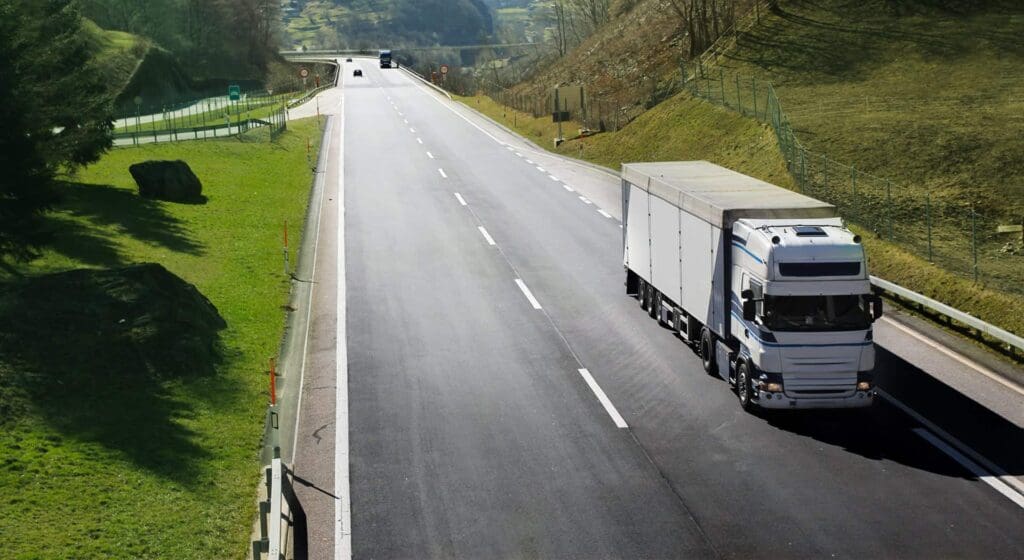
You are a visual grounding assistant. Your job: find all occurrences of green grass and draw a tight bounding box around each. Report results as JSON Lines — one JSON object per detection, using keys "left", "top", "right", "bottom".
{"left": 695, "top": 0, "right": 1024, "bottom": 293}
{"left": 457, "top": 90, "right": 1024, "bottom": 340}
{"left": 0, "top": 118, "right": 325, "bottom": 559}
{"left": 82, "top": 17, "right": 147, "bottom": 96}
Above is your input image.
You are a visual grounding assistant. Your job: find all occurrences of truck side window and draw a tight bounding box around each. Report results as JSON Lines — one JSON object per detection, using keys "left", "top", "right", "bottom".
{"left": 750, "top": 279, "right": 764, "bottom": 319}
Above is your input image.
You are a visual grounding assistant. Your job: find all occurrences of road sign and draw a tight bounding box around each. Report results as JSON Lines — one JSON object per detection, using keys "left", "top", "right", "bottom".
{"left": 299, "top": 67, "right": 309, "bottom": 78}
{"left": 440, "top": 64, "right": 449, "bottom": 75}
{"left": 133, "top": 96, "right": 142, "bottom": 106}
{"left": 228, "top": 85, "right": 241, "bottom": 101}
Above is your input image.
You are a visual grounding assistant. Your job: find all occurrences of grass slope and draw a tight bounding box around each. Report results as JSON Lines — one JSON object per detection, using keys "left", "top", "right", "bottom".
{"left": 458, "top": 91, "right": 1024, "bottom": 339}
{"left": 0, "top": 118, "right": 324, "bottom": 559}
{"left": 82, "top": 18, "right": 147, "bottom": 99}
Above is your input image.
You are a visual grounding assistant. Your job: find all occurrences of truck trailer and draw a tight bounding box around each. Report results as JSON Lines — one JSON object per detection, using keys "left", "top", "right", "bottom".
{"left": 622, "top": 161, "right": 883, "bottom": 411}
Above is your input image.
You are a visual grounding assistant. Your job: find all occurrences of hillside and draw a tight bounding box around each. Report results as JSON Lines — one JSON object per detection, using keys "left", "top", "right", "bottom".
{"left": 460, "top": 0, "right": 1024, "bottom": 336}
{"left": 284, "top": 0, "right": 494, "bottom": 50}
{"left": 81, "top": 18, "right": 147, "bottom": 100}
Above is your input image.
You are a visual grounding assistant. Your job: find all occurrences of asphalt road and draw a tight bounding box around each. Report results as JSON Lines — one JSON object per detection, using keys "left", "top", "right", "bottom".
{"left": 289, "top": 59, "right": 1024, "bottom": 559}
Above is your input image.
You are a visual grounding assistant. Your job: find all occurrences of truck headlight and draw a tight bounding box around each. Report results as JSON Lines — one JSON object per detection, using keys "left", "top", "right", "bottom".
{"left": 759, "top": 381, "right": 784, "bottom": 393}
{"left": 856, "top": 381, "right": 872, "bottom": 391}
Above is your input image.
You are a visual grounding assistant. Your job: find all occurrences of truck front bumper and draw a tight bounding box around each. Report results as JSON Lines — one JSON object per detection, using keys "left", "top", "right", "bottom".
{"left": 756, "top": 390, "right": 875, "bottom": 409}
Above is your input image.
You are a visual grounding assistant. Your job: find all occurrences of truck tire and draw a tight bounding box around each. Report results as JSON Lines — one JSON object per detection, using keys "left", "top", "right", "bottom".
{"left": 638, "top": 278, "right": 647, "bottom": 308}
{"left": 736, "top": 361, "right": 755, "bottom": 412}
{"left": 650, "top": 289, "right": 660, "bottom": 319}
{"left": 700, "top": 327, "right": 716, "bottom": 375}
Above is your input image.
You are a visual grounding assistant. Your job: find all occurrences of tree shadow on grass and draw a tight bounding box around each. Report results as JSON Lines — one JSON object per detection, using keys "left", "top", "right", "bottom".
{"left": 46, "top": 181, "right": 205, "bottom": 266}
{"left": 0, "top": 264, "right": 240, "bottom": 486}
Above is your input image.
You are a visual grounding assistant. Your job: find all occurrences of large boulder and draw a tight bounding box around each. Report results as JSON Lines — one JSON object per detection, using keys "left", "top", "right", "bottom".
{"left": 128, "top": 160, "right": 203, "bottom": 202}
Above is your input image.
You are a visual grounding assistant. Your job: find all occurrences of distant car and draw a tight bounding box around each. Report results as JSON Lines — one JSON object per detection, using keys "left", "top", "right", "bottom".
{"left": 353, "top": 69, "right": 362, "bottom": 77}
{"left": 346, "top": 58, "right": 353, "bottom": 62}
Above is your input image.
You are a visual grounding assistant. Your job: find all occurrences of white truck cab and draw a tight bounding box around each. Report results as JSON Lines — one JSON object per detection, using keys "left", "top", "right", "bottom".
{"left": 730, "top": 218, "right": 881, "bottom": 409}
{"left": 621, "top": 161, "right": 883, "bottom": 412}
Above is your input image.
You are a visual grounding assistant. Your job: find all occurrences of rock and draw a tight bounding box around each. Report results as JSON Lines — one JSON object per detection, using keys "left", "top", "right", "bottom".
{"left": 128, "top": 160, "right": 203, "bottom": 202}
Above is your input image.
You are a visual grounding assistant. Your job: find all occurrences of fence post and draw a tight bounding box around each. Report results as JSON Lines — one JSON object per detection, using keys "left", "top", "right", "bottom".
{"left": 822, "top": 154, "right": 828, "bottom": 193}
{"left": 719, "top": 68, "right": 726, "bottom": 105}
{"left": 736, "top": 74, "right": 742, "bottom": 114}
{"left": 972, "top": 205, "right": 979, "bottom": 283}
{"left": 752, "top": 76, "right": 758, "bottom": 119}
{"left": 886, "top": 179, "right": 893, "bottom": 240}
{"left": 851, "top": 165, "right": 858, "bottom": 220}
{"left": 927, "top": 191, "right": 933, "bottom": 262}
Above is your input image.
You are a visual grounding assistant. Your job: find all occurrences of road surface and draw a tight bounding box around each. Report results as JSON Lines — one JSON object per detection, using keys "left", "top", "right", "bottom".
{"left": 286, "top": 59, "right": 1024, "bottom": 559}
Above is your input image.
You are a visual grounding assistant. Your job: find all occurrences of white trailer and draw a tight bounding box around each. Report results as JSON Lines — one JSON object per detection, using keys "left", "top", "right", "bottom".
{"left": 622, "top": 162, "right": 883, "bottom": 410}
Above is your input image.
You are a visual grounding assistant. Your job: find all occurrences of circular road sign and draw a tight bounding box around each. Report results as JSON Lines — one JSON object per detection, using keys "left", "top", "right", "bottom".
{"left": 440, "top": 64, "right": 449, "bottom": 75}
{"left": 133, "top": 96, "right": 143, "bottom": 106}
{"left": 299, "top": 67, "right": 310, "bottom": 78}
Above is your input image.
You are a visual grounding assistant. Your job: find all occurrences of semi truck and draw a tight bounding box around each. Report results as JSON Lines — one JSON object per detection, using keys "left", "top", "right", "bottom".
{"left": 622, "top": 161, "right": 883, "bottom": 411}
{"left": 379, "top": 49, "right": 392, "bottom": 68}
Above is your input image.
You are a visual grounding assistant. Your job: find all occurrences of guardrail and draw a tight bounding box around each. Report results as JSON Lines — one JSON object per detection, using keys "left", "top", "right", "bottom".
{"left": 871, "top": 276, "right": 1024, "bottom": 356}
{"left": 400, "top": 66, "right": 453, "bottom": 100}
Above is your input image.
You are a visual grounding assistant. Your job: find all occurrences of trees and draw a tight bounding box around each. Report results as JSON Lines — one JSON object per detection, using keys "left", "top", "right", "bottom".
{"left": 666, "top": 0, "right": 742, "bottom": 57}
{"left": 0, "top": 1, "right": 113, "bottom": 261}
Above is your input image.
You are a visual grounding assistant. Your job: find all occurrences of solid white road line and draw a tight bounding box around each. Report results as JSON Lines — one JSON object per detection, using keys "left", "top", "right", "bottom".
{"left": 514, "top": 278, "right": 542, "bottom": 310}
{"left": 562, "top": 184, "right": 574, "bottom": 192}
{"left": 477, "top": 226, "right": 496, "bottom": 246}
{"left": 598, "top": 209, "right": 612, "bottom": 218}
{"left": 578, "top": 369, "right": 629, "bottom": 428}
{"left": 876, "top": 387, "right": 1024, "bottom": 496}
{"left": 549, "top": 175, "right": 559, "bottom": 181}
{"left": 453, "top": 192, "right": 467, "bottom": 206}
{"left": 881, "top": 316, "right": 1024, "bottom": 396}
{"left": 579, "top": 196, "right": 592, "bottom": 205}
{"left": 426, "top": 151, "right": 434, "bottom": 159}
{"left": 335, "top": 97, "right": 352, "bottom": 560}
{"left": 416, "top": 138, "right": 423, "bottom": 144}
{"left": 536, "top": 166, "right": 546, "bottom": 172}
{"left": 913, "top": 428, "right": 1024, "bottom": 510}
{"left": 438, "top": 168, "right": 448, "bottom": 178}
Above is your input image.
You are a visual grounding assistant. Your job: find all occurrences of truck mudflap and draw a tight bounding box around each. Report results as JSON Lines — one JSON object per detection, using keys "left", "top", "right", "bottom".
{"left": 757, "top": 389, "right": 875, "bottom": 409}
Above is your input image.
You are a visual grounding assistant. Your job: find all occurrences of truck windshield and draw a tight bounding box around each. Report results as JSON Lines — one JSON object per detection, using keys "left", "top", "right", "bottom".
{"left": 763, "top": 294, "right": 871, "bottom": 332}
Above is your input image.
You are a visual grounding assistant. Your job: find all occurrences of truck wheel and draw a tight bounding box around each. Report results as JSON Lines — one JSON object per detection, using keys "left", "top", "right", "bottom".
{"left": 638, "top": 278, "right": 647, "bottom": 307}
{"left": 700, "top": 327, "right": 716, "bottom": 375}
{"left": 650, "top": 290, "right": 660, "bottom": 319}
{"left": 736, "top": 361, "right": 755, "bottom": 412}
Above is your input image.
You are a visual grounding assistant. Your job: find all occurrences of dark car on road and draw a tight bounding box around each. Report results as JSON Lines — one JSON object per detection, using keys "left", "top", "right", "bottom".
{"left": 353, "top": 69, "right": 362, "bottom": 77}
{"left": 346, "top": 58, "right": 353, "bottom": 62}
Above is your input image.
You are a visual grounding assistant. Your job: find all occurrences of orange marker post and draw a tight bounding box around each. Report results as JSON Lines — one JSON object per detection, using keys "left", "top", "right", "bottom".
{"left": 269, "top": 357, "right": 277, "bottom": 405}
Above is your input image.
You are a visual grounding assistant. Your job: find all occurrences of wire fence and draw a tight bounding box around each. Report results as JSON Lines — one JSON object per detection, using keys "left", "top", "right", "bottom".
{"left": 686, "top": 63, "right": 1024, "bottom": 294}
{"left": 112, "top": 89, "right": 297, "bottom": 145}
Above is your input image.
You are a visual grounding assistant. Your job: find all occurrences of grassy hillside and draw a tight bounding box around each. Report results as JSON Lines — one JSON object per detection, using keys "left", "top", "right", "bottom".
{"left": 82, "top": 18, "right": 147, "bottom": 100}
{"left": 458, "top": 91, "right": 1024, "bottom": 340}
{"left": 0, "top": 119, "right": 324, "bottom": 559}
{"left": 713, "top": 0, "right": 1024, "bottom": 219}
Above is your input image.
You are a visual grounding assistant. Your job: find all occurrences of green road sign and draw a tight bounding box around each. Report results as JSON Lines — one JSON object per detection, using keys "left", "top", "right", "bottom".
{"left": 228, "top": 85, "right": 241, "bottom": 101}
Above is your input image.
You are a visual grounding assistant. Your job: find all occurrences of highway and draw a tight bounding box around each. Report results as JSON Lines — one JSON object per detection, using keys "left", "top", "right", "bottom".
{"left": 287, "top": 59, "right": 1024, "bottom": 559}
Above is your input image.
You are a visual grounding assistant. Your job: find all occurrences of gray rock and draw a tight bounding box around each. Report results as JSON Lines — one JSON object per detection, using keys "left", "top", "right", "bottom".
{"left": 128, "top": 160, "right": 203, "bottom": 203}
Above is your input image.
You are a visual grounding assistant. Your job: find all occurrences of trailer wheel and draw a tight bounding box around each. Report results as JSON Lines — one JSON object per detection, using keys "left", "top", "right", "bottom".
{"left": 650, "top": 290, "right": 660, "bottom": 319}
{"left": 700, "top": 327, "right": 716, "bottom": 375}
{"left": 736, "top": 361, "right": 755, "bottom": 412}
{"left": 638, "top": 278, "right": 647, "bottom": 308}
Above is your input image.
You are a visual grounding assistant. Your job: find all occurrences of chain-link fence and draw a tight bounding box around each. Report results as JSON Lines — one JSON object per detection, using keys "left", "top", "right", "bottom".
{"left": 687, "top": 63, "right": 1024, "bottom": 295}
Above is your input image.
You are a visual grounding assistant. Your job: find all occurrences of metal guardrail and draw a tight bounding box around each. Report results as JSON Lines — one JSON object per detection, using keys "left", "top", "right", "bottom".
{"left": 400, "top": 67, "right": 453, "bottom": 100}
{"left": 871, "top": 276, "right": 1024, "bottom": 354}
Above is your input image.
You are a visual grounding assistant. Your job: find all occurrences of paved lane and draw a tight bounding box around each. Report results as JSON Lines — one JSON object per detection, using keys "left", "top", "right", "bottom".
{"left": 290, "top": 58, "right": 1024, "bottom": 559}
{"left": 343, "top": 65, "right": 716, "bottom": 559}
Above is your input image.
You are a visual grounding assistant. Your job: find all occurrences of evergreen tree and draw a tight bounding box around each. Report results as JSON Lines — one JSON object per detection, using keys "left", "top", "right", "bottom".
{"left": 0, "top": 0, "right": 113, "bottom": 261}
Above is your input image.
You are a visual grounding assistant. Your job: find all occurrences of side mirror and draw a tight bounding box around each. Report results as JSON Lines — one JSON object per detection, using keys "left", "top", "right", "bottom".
{"left": 742, "top": 299, "right": 757, "bottom": 322}
{"left": 741, "top": 289, "right": 754, "bottom": 300}
{"left": 871, "top": 295, "right": 884, "bottom": 320}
